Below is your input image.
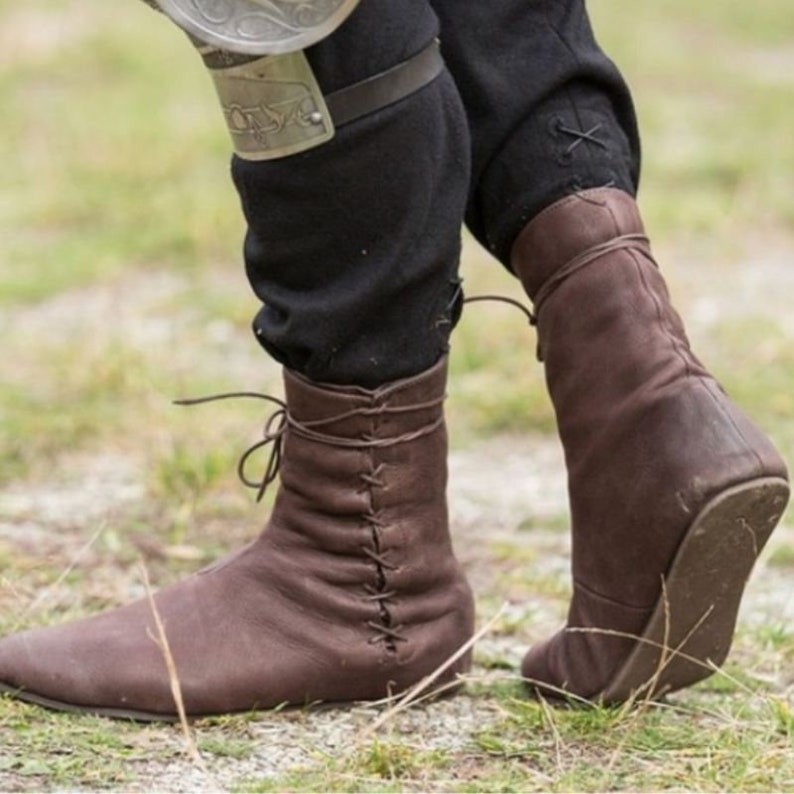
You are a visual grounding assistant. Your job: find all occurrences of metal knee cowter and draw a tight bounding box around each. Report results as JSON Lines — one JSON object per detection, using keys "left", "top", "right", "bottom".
{"left": 150, "top": 0, "right": 361, "bottom": 55}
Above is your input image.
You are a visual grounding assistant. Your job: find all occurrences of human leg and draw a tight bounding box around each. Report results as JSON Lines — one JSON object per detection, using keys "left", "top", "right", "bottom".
{"left": 0, "top": 0, "right": 475, "bottom": 719}
{"left": 432, "top": 0, "right": 789, "bottom": 700}
{"left": 430, "top": 0, "right": 640, "bottom": 263}
{"left": 234, "top": 1, "right": 471, "bottom": 387}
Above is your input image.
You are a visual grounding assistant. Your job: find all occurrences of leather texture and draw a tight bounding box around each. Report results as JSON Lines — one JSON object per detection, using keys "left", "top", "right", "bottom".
{"left": 326, "top": 40, "right": 445, "bottom": 127}
{"left": 0, "top": 358, "right": 474, "bottom": 718}
{"left": 511, "top": 188, "right": 788, "bottom": 699}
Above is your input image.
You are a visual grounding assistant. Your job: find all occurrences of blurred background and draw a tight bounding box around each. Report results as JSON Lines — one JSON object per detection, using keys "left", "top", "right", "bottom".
{"left": 1, "top": 0, "right": 793, "bottom": 642}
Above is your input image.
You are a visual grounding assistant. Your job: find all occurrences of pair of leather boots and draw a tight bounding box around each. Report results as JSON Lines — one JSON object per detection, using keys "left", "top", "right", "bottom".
{"left": 0, "top": 189, "right": 788, "bottom": 720}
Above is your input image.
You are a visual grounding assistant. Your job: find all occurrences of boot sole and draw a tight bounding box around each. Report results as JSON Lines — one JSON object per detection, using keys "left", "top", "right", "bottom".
{"left": 0, "top": 672, "right": 466, "bottom": 723}
{"left": 599, "top": 476, "right": 789, "bottom": 704}
{"left": 0, "top": 684, "right": 183, "bottom": 723}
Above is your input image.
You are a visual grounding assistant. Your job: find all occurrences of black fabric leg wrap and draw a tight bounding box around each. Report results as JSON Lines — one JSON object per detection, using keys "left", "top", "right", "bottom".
{"left": 232, "top": 1, "right": 470, "bottom": 388}
{"left": 429, "top": 0, "right": 641, "bottom": 266}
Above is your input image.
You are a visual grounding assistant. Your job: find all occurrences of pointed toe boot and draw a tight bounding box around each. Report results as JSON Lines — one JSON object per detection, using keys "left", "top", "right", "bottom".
{"left": 511, "top": 188, "right": 789, "bottom": 703}
{"left": 0, "top": 358, "right": 475, "bottom": 720}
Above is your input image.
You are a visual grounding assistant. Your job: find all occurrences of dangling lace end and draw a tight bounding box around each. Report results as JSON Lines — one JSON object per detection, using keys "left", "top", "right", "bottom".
{"left": 463, "top": 295, "right": 537, "bottom": 327}
{"left": 174, "top": 391, "right": 289, "bottom": 503}
{"left": 173, "top": 391, "right": 286, "bottom": 408}
{"left": 240, "top": 408, "right": 287, "bottom": 503}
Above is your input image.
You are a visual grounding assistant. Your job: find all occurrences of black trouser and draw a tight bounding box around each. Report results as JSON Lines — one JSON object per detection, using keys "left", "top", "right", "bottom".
{"left": 232, "top": 0, "right": 641, "bottom": 388}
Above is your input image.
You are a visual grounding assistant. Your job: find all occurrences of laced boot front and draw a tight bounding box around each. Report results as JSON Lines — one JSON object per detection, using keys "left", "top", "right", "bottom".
{"left": 0, "top": 358, "right": 474, "bottom": 720}
{"left": 511, "top": 188, "right": 789, "bottom": 702}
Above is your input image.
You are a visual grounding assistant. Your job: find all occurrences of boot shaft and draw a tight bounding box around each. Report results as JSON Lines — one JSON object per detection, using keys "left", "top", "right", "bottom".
{"left": 276, "top": 357, "right": 453, "bottom": 553}
{"left": 511, "top": 188, "right": 787, "bottom": 607}
{"left": 267, "top": 356, "right": 472, "bottom": 662}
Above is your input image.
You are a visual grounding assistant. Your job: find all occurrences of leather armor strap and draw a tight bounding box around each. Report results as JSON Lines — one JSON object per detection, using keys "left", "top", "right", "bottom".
{"left": 326, "top": 39, "right": 444, "bottom": 128}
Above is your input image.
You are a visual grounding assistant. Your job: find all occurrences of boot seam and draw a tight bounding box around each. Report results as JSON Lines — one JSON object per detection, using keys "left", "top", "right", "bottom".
{"left": 629, "top": 248, "right": 693, "bottom": 381}
{"left": 697, "top": 378, "right": 766, "bottom": 479}
{"left": 628, "top": 250, "right": 765, "bottom": 478}
{"left": 573, "top": 575, "right": 657, "bottom": 612}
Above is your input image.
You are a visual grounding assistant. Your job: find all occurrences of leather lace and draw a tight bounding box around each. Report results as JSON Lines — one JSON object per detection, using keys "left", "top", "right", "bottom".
{"left": 531, "top": 233, "right": 653, "bottom": 320}
{"left": 175, "top": 391, "right": 444, "bottom": 503}
{"left": 462, "top": 234, "right": 654, "bottom": 362}
{"left": 555, "top": 120, "right": 609, "bottom": 159}
{"left": 463, "top": 294, "right": 537, "bottom": 326}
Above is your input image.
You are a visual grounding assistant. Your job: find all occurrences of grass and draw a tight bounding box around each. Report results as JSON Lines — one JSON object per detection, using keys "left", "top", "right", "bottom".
{"left": 1, "top": 0, "right": 794, "bottom": 790}
{"left": 229, "top": 677, "right": 794, "bottom": 792}
{"left": 471, "top": 694, "right": 794, "bottom": 792}
{"left": 589, "top": 0, "right": 794, "bottom": 237}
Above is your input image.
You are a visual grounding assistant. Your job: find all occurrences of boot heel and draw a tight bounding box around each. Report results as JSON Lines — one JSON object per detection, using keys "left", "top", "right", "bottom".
{"left": 602, "top": 477, "right": 790, "bottom": 703}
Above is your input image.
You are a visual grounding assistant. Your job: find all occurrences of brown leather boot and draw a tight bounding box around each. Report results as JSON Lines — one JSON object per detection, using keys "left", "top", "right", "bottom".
{"left": 511, "top": 188, "right": 789, "bottom": 703}
{"left": 0, "top": 358, "right": 474, "bottom": 720}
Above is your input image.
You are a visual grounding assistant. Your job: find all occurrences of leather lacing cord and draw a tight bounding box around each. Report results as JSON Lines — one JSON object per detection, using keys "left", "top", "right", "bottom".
{"left": 351, "top": 456, "right": 401, "bottom": 649}
{"left": 175, "top": 390, "right": 445, "bottom": 649}
{"left": 175, "top": 392, "right": 444, "bottom": 502}
{"left": 463, "top": 233, "right": 654, "bottom": 362}
{"left": 531, "top": 233, "right": 653, "bottom": 320}
{"left": 463, "top": 294, "right": 537, "bottom": 325}
{"left": 554, "top": 120, "right": 609, "bottom": 161}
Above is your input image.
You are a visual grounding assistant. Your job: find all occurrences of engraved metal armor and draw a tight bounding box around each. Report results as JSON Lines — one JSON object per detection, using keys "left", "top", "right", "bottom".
{"left": 201, "top": 49, "right": 335, "bottom": 160}
{"left": 152, "top": 0, "right": 362, "bottom": 55}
